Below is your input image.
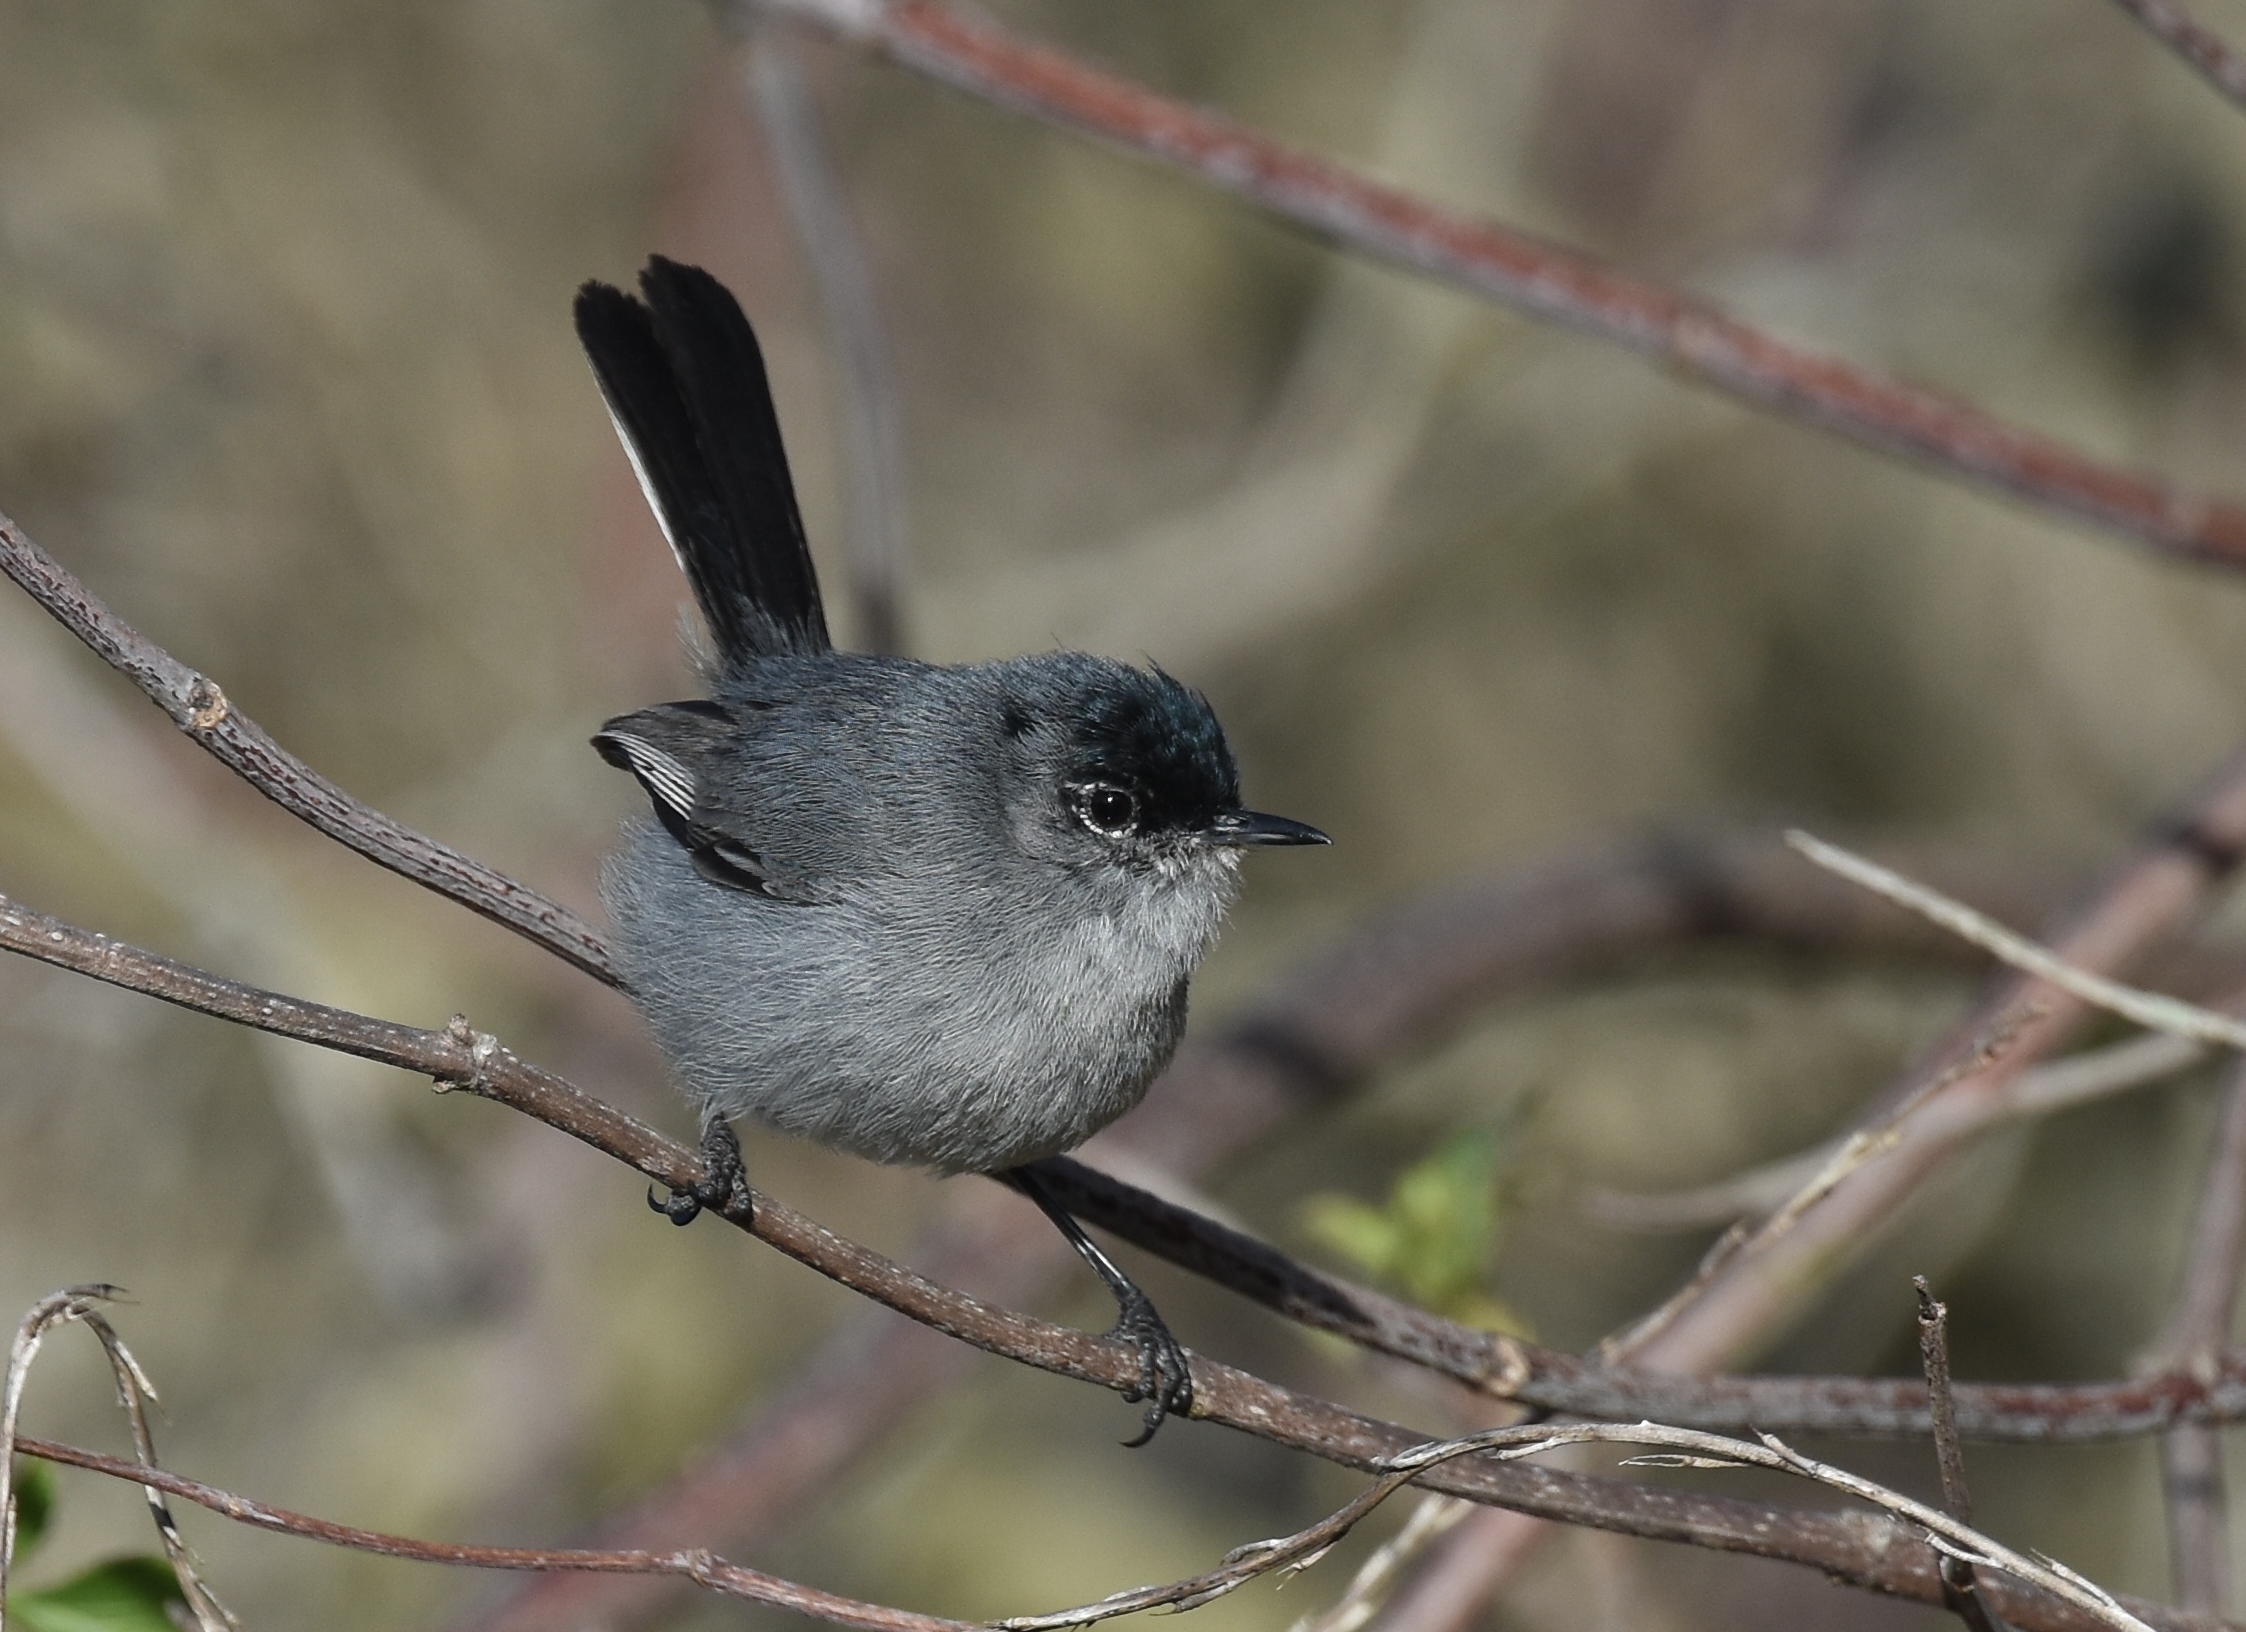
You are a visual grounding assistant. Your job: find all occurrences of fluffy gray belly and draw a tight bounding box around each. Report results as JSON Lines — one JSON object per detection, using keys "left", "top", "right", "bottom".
{"left": 602, "top": 828, "right": 1190, "bottom": 1174}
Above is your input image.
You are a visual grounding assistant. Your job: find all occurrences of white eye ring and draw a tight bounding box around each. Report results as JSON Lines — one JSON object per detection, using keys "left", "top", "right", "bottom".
{"left": 1070, "top": 783, "right": 1138, "bottom": 837}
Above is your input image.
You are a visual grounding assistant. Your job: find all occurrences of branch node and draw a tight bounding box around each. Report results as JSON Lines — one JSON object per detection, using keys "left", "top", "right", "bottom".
{"left": 184, "top": 677, "right": 229, "bottom": 733}
{"left": 435, "top": 1013, "right": 502, "bottom": 1096}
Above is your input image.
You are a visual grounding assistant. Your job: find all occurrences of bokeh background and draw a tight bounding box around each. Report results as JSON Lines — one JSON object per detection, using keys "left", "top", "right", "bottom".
{"left": 8, "top": 0, "right": 2246, "bottom": 1627}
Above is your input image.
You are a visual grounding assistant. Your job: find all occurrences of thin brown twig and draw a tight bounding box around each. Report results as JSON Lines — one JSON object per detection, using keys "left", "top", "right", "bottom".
{"left": 2151, "top": 1057, "right": 2246, "bottom": 1614}
{"left": 0, "top": 891, "right": 2232, "bottom": 1632}
{"left": 756, "top": 0, "right": 2246, "bottom": 573}
{"left": 1919, "top": 1278, "right": 2008, "bottom": 1632}
{"left": 14, "top": 1432, "right": 967, "bottom": 1632}
{"left": 2107, "top": 0, "right": 2246, "bottom": 111}
{"left": 0, "top": 514, "right": 616, "bottom": 983}
{"left": 1037, "top": 1154, "right": 2246, "bottom": 1440}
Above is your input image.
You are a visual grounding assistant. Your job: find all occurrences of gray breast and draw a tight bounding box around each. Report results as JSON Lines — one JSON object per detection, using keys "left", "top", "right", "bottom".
{"left": 602, "top": 823, "right": 1226, "bottom": 1173}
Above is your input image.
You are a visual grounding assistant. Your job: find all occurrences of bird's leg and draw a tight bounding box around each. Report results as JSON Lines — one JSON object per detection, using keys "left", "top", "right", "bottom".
{"left": 649, "top": 1116, "right": 747, "bottom": 1226}
{"left": 1001, "top": 1164, "right": 1192, "bottom": 1446}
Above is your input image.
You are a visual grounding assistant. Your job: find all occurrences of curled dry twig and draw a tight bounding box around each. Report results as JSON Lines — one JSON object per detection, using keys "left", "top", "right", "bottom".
{"left": 1, "top": 1287, "right": 234, "bottom": 1632}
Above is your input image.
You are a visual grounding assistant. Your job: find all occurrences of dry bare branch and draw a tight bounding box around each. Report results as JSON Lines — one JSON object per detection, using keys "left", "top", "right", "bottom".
{"left": 1918, "top": 1279, "right": 2008, "bottom": 1632}
{"left": 751, "top": 0, "right": 2246, "bottom": 573}
{"left": 14, "top": 1431, "right": 969, "bottom": 1632}
{"left": 0, "top": 513, "right": 615, "bottom": 983}
{"left": 2107, "top": 0, "right": 2246, "bottom": 111}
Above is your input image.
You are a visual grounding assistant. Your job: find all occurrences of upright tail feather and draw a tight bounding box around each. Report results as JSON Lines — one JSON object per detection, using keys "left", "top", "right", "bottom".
{"left": 574, "top": 257, "right": 831, "bottom": 664}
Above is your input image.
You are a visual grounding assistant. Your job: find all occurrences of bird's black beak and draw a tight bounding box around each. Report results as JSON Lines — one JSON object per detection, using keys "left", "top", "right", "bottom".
{"left": 1206, "top": 809, "right": 1331, "bottom": 847}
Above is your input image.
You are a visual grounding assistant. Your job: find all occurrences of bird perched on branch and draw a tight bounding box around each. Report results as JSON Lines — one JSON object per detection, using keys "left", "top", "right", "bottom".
{"left": 575, "top": 257, "right": 1327, "bottom": 1440}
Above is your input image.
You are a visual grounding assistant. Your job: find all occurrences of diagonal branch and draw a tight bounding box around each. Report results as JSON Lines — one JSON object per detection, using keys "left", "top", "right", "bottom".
{"left": 2106, "top": 0, "right": 2246, "bottom": 112}
{"left": 1035, "top": 1155, "right": 2246, "bottom": 1442}
{"left": 0, "top": 514, "right": 616, "bottom": 983}
{"left": 755, "top": 0, "right": 2246, "bottom": 573}
{"left": 16, "top": 1432, "right": 966, "bottom": 1632}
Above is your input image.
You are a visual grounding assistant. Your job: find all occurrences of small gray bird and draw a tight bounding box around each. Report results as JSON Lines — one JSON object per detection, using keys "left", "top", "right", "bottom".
{"left": 576, "top": 258, "right": 1326, "bottom": 1439}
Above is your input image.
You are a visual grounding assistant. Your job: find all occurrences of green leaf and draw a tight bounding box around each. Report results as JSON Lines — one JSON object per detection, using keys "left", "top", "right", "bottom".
{"left": 9, "top": 1459, "right": 56, "bottom": 1558}
{"left": 9, "top": 1556, "right": 186, "bottom": 1632}
{"left": 1300, "top": 1129, "right": 1527, "bottom": 1333}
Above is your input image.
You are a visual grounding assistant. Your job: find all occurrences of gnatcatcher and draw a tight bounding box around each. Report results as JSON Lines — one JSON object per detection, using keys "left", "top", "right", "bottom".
{"left": 576, "top": 258, "right": 1326, "bottom": 1440}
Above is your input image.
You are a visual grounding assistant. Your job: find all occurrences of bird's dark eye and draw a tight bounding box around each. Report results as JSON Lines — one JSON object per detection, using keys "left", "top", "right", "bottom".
{"left": 1071, "top": 783, "right": 1138, "bottom": 837}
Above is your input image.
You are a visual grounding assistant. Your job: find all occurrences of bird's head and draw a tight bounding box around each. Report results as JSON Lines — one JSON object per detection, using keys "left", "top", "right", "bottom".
{"left": 990, "top": 656, "right": 1327, "bottom": 888}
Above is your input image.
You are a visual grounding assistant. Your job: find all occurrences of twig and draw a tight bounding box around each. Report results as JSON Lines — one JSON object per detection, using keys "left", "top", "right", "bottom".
{"left": 0, "top": 513, "right": 616, "bottom": 983}
{"left": 1788, "top": 832, "right": 2246, "bottom": 1049}
{"left": 0, "top": 892, "right": 2228, "bottom": 1632}
{"left": 2107, "top": 0, "right": 2246, "bottom": 112}
{"left": 2, "top": 1289, "right": 233, "bottom": 1632}
{"left": 1036, "top": 1153, "right": 2246, "bottom": 1440}
{"left": 2151, "top": 1057, "right": 2246, "bottom": 1613}
{"left": 1919, "top": 1278, "right": 2008, "bottom": 1632}
{"left": 753, "top": 0, "right": 2246, "bottom": 573}
{"left": 743, "top": 22, "right": 913, "bottom": 654}
{"left": 15, "top": 1431, "right": 967, "bottom": 1632}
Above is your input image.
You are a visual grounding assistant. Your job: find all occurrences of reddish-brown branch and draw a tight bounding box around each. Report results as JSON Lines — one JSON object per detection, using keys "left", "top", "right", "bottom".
{"left": 1036, "top": 1155, "right": 2246, "bottom": 1442}
{"left": 0, "top": 515, "right": 616, "bottom": 983}
{"left": 759, "top": 0, "right": 2246, "bottom": 573}
{"left": 2108, "top": 0, "right": 2246, "bottom": 111}
{"left": 1, "top": 890, "right": 2233, "bottom": 1632}
{"left": 13, "top": 1434, "right": 967, "bottom": 1632}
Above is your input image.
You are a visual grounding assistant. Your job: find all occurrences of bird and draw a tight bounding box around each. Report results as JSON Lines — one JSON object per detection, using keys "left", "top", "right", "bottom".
{"left": 575, "top": 256, "right": 1327, "bottom": 1441}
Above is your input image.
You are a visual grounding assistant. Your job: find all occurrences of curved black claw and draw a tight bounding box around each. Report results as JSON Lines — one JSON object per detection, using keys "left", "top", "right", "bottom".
{"left": 651, "top": 1118, "right": 747, "bottom": 1227}
{"left": 1110, "top": 1282, "right": 1194, "bottom": 1447}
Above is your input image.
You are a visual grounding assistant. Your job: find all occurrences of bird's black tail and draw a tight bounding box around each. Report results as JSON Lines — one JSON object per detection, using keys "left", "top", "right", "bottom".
{"left": 574, "top": 257, "right": 831, "bottom": 664}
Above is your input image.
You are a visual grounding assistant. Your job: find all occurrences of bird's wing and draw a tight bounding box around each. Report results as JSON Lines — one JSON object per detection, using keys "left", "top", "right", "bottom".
{"left": 594, "top": 699, "right": 820, "bottom": 904}
{"left": 574, "top": 258, "right": 831, "bottom": 666}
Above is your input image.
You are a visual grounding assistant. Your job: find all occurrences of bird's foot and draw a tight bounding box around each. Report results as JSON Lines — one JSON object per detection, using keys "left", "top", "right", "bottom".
{"left": 1109, "top": 1283, "right": 1194, "bottom": 1447}
{"left": 648, "top": 1118, "right": 747, "bottom": 1226}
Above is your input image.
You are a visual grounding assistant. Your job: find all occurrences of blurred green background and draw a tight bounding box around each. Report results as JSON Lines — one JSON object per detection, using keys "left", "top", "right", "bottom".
{"left": 8, "top": 0, "right": 2246, "bottom": 1627}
